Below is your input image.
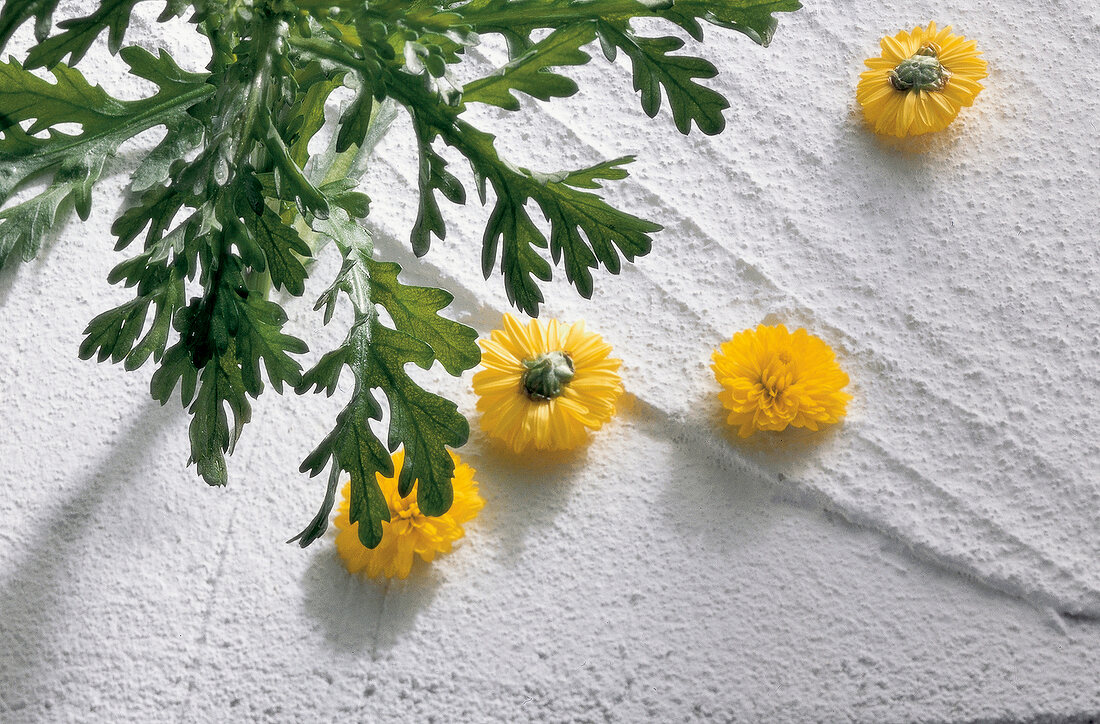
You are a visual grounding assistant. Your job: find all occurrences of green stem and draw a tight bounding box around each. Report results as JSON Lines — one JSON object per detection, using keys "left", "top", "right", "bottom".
{"left": 457, "top": 0, "right": 672, "bottom": 31}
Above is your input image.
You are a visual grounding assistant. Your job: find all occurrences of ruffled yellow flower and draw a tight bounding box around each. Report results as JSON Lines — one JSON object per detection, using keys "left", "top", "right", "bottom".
{"left": 712, "top": 324, "right": 851, "bottom": 438}
{"left": 334, "top": 449, "right": 484, "bottom": 580}
{"left": 857, "top": 22, "right": 987, "bottom": 137}
{"left": 472, "top": 314, "right": 622, "bottom": 453}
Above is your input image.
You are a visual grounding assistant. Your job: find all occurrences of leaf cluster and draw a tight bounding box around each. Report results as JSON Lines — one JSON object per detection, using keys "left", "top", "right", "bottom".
{"left": 0, "top": 0, "right": 799, "bottom": 547}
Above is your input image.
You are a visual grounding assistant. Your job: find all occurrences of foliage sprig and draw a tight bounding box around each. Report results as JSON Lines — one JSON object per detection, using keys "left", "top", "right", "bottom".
{"left": 0, "top": 0, "right": 799, "bottom": 548}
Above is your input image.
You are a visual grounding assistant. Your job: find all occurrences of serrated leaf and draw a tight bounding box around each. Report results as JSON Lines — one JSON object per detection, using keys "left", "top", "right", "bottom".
{"left": 111, "top": 183, "right": 188, "bottom": 252}
{"left": 597, "top": 21, "right": 728, "bottom": 135}
{"left": 481, "top": 184, "right": 551, "bottom": 315}
{"left": 378, "top": 67, "right": 659, "bottom": 315}
{"left": 148, "top": 274, "right": 305, "bottom": 486}
{"left": 559, "top": 155, "right": 633, "bottom": 189}
{"left": 233, "top": 292, "right": 308, "bottom": 396}
{"left": 0, "top": 0, "right": 61, "bottom": 52}
{"left": 296, "top": 363, "right": 392, "bottom": 547}
{"left": 0, "top": 182, "right": 70, "bottom": 268}
{"left": 126, "top": 274, "right": 183, "bottom": 369}
{"left": 188, "top": 343, "right": 252, "bottom": 487}
{"left": 288, "top": 62, "right": 342, "bottom": 169}
{"left": 409, "top": 113, "right": 466, "bottom": 255}
{"left": 79, "top": 297, "right": 151, "bottom": 364}
{"left": 319, "top": 180, "right": 371, "bottom": 218}
{"left": 666, "top": 0, "right": 802, "bottom": 45}
{"left": 364, "top": 257, "right": 481, "bottom": 375}
{"left": 150, "top": 342, "right": 198, "bottom": 408}
{"left": 0, "top": 52, "right": 211, "bottom": 265}
{"left": 295, "top": 208, "right": 478, "bottom": 548}
{"left": 259, "top": 107, "right": 330, "bottom": 219}
{"left": 535, "top": 165, "right": 659, "bottom": 297}
{"left": 462, "top": 23, "right": 595, "bottom": 110}
{"left": 129, "top": 114, "right": 204, "bottom": 193}
{"left": 460, "top": 0, "right": 798, "bottom": 46}
{"left": 363, "top": 323, "right": 466, "bottom": 511}
{"left": 24, "top": 0, "right": 142, "bottom": 68}
{"left": 245, "top": 206, "right": 311, "bottom": 296}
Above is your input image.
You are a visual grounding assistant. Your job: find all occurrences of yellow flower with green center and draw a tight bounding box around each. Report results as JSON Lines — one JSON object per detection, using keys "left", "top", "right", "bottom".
{"left": 334, "top": 449, "right": 484, "bottom": 580}
{"left": 857, "top": 22, "right": 987, "bottom": 137}
{"left": 711, "top": 324, "right": 851, "bottom": 438}
{"left": 472, "top": 314, "right": 623, "bottom": 453}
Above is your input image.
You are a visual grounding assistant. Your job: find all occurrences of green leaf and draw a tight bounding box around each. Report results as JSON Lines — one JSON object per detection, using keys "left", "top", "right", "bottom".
{"left": 0, "top": 0, "right": 60, "bottom": 52}
{"left": 258, "top": 106, "right": 331, "bottom": 219}
{"left": 129, "top": 114, "right": 204, "bottom": 193}
{"left": 409, "top": 113, "right": 466, "bottom": 255}
{"left": 374, "top": 69, "right": 656, "bottom": 314}
{"left": 663, "top": 0, "right": 802, "bottom": 45}
{"left": 460, "top": 0, "right": 799, "bottom": 46}
{"left": 534, "top": 157, "right": 658, "bottom": 296}
{"left": 288, "top": 62, "right": 343, "bottom": 169}
{"left": 596, "top": 21, "right": 728, "bottom": 135}
{"left": 0, "top": 181, "right": 76, "bottom": 267}
{"left": 487, "top": 153, "right": 661, "bottom": 309}
{"left": 243, "top": 206, "right": 311, "bottom": 296}
{"left": 295, "top": 210, "right": 478, "bottom": 547}
{"left": 462, "top": 23, "right": 596, "bottom": 111}
{"left": 149, "top": 329, "right": 249, "bottom": 489}
{"left": 125, "top": 273, "right": 183, "bottom": 369}
{"left": 78, "top": 257, "right": 182, "bottom": 369}
{"left": 363, "top": 323, "right": 468, "bottom": 508}
{"left": 558, "top": 155, "right": 633, "bottom": 189}
{"left": 233, "top": 292, "right": 308, "bottom": 396}
{"left": 298, "top": 352, "right": 393, "bottom": 546}
{"left": 24, "top": 0, "right": 144, "bottom": 69}
{"left": 149, "top": 342, "right": 197, "bottom": 407}
{"left": 79, "top": 297, "right": 150, "bottom": 364}
{"left": 146, "top": 259, "right": 306, "bottom": 486}
{"left": 319, "top": 180, "right": 371, "bottom": 218}
{"left": 364, "top": 257, "right": 481, "bottom": 376}
{"left": 0, "top": 49, "right": 211, "bottom": 266}
{"left": 111, "top": 183, "right": 188, "bottom": 252}
{"left": 335, "top": 83, "right": 376, "bottom": 155}
{"left": 480, "top": 182, "right": 552, "bottom": 314}
{"left": 187, "top": 344, "right": 252, "bottom": 487}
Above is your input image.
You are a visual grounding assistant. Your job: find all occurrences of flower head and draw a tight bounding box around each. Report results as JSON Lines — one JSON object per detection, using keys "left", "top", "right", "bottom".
{"left": 334, "top": 449, "right": 484, "bottom": 580}
{"left": 473, "top": 314, "right": 622, "bottom": 453}
{"left": 857, "top": 22, "right": 987, "bottom": 137}
{"left": 711, "top": 324, "right": 850, "bottom": 438}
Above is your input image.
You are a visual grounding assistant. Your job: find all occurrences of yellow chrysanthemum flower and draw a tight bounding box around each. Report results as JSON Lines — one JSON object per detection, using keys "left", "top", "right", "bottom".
{"left": 472, "top": 314, "right": 622, "bottom": 453}
{"left": 334, "top": 449, "right": 484, "bottom": 580}
{"left": 711, "top": 324, "right": 851, "bottom": 438}
{"left": 857, "top": 22, "right": 987, "bottom": 137}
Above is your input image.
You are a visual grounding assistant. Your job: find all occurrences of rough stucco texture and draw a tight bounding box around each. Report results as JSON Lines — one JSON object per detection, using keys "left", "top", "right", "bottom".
{"left": 3, "top": 0, "right": 1100, "bottom": 722}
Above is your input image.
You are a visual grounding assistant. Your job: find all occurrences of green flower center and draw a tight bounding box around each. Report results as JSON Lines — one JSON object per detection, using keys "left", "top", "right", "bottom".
{"left": 522, "top": 351, "right": 575, "bottom": 401}
{"left": 890, "top": 43, "right": 949, "bottom": 92}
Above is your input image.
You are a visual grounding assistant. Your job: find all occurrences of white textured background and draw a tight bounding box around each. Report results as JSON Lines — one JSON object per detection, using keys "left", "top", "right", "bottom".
{"left": 3, "top": 0, "right": 1100, "bottom": 721}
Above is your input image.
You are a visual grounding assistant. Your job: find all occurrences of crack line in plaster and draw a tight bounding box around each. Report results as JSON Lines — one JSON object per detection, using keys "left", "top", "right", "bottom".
{"left": 360, "top": 68, "right": 1099, "bottom": 612}
{"left": 176, "top": 506, "right": 239, "bottom": 722}
{"left": 485, "top": 108, "right": 1100, "bottom": 603}
{"left": 367, "top": 148, "right": 1071, "bottom": 527}
{"left": 621, "top": 392, "right": 1100, "bottom": 620}
{"left": 356, "top": 207, "right": 1100, "bottom": 617}
{"left": 466, "top": 53, "right": 1081, "bottom": 505}
{"left": 370, "top": 578, "right": 391, "bottom": 663}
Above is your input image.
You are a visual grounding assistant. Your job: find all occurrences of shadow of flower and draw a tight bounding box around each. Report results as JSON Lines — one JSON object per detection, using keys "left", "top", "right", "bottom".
{"left": 300, "top": 546, "right": 443, "bottom": 657}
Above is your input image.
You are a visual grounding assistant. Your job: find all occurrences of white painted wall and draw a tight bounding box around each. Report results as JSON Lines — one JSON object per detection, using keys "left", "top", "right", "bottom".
{"left": 3, "top": 0, "right": 1100, "bottom": 720}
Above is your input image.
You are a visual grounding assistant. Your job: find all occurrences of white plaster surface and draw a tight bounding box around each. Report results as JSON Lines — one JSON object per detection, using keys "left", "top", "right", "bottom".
{"left": 3, "top": 1, "right": 1100, "bottom": 721}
